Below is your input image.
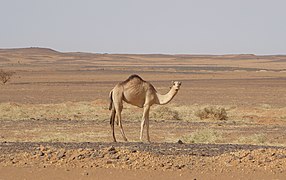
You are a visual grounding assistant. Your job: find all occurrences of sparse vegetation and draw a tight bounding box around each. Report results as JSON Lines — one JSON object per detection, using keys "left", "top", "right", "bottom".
{"left": 195, "top": 106, "right": 228, "bottom": 120}
{"left": 182, "top": 128, "right": 223, "bottom": 144}
{"left": 237, "top": 134, "right": 268, "bottom": 145}
{"left": 0, "top": 101, "right": 106, "bottom": 121}
{"left": 122, "top": 105, "right": 181, "bottom": 121}
{"left": 151, "top": 106, "right": 180, "bottom": 120}
{"left": 0, "top": 69, "right": 14, "bottom": 85}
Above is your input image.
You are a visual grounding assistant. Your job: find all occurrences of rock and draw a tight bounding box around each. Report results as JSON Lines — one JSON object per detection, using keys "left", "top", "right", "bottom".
{"left": 265, "top": 158, "right": 271, "bottom": 163}
{"left": 70, "top": 153, "right": 78, "bottom": 160}
{"left": 98, "top": 154, "right": 105, "bottom": 158}
{"left": 47, "top": 152, "right": 52, "bottom": 159}
{"left": 77, "top": 154, "right": 84, "bottom": 160}
{"left": 78, "top": 148, "right": 83, "bottom": 152}
{"left": 107, "top": 146, "right": 117, "bottom": 155}
{"left": 168, "top": 162, "right": 173, "bottom": 166}
{"left": 106, "top": 160, "right": 113, "bottom": 164}
{"left": 91, "top": 152, "right": 99, "bottom": 158}
{"left": 275, "top": 154, "right": 286, "bottom": 159}
{"left": 82, "top": 172, "right": 89, "bottom": 176}
{"left": 108, "top": 146, "right": 115, "bottom": 152}
{"left": 109, "top": 150, "right": 117, "bottom": 155}
{"left": 248, "top": 155, "right": 254, "bottom": 161}
{"left": 177, "top": 140, "right": 184, "bottom": 144}
{"left": 111, "top": 155, "right": 120, "bottom": 159}
{"left": 39, "top": 145, "right": 46, "bottom": 152}
{"left": 57, "top": 151, "right": 66, "bottom": 159}
{"left": 84, "top": 153, "right": 91, "bottom": 158}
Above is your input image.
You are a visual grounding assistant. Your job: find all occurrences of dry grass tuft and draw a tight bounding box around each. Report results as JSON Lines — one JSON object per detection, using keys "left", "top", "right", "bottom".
{"left": 237, "top": 134, "right": 268, "bottom": 145}
{"left": 151, "top": 106, "right": 180, "bottom": 120}
{"left": 182, "top": 128, "right": 223, "bottom": 144}
{"left": 0, "top": 100, "right": 109, "bottom": 121}
{"left": 195, "top": 106, "right": 228, "bottom": 120}
{"left": 0, "top": 69, "right": 14, "bottom": 85}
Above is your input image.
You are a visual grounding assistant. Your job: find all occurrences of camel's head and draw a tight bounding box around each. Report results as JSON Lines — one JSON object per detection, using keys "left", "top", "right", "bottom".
{"left": 171, "top": 81, "right": 181, "bottom": 91}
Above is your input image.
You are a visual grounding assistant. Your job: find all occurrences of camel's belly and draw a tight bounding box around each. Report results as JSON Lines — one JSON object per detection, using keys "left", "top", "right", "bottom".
{"left": 123, "top": 93, "right": 145, "bottom": 108}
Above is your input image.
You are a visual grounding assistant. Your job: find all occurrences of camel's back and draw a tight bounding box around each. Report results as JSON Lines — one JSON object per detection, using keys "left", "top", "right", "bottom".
{"left": 121, "top": 75, "right": 146, "bottom": 94}
{"left": 120, "top": 75, "right": 155, "bottom": 107}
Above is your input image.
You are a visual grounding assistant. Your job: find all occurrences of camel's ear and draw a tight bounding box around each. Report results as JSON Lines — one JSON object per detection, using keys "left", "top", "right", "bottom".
{"left": 172, "top": 81, "right": 175, "bottom": 85}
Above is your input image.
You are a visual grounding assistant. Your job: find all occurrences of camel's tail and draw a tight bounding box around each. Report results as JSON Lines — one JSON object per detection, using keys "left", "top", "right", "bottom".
{"left": 110, "top": 108, "right": 116, "bottom": 125}
{"left": 109, "top": 90, "right": 113, "bottom": 110}
{"left": 109, "top": 90, "right": 116, "bottom": 125}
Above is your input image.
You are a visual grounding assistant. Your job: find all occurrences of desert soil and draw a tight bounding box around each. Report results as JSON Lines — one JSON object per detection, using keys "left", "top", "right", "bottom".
{"left": 0, "top": 48, "right": 286, "bottom": 179}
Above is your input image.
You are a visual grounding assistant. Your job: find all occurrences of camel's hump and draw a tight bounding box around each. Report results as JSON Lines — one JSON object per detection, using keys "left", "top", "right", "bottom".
{"left": 120, "top": 74, "right": 157, "bottom": 92}
{"left": 124, "top": 74, "right": 145, "bottom": 83}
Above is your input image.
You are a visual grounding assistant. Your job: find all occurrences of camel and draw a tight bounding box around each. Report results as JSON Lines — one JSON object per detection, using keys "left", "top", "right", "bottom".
{"left": 109, "top": 74, "right": 181, "bottom": 142}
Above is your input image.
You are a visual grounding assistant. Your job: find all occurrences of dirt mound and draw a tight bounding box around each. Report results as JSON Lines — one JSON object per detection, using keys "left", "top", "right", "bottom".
{"left": 1, "top": 142, "right": 286, "bottom": 174}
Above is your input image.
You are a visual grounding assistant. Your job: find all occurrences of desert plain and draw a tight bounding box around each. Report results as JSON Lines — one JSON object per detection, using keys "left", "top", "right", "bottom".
{"left": 0, "top": 47, "right": 286, "bottom": 179}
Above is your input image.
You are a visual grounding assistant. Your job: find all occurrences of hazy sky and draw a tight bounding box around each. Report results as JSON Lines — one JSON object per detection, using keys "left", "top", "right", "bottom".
{"left": 1, "top": 0, "right": 285, "bottom": 54}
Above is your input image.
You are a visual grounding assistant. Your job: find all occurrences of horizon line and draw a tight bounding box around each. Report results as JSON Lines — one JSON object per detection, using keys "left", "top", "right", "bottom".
{"left": 1, "top": 46, "right": 286, "bottom": 56}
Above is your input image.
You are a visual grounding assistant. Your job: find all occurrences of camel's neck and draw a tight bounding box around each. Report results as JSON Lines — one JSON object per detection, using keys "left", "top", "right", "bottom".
{"left": 155, "top": 88, "right": 178, "bottom": 105}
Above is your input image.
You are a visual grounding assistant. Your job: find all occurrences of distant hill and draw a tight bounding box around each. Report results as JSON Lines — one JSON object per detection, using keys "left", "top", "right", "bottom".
{"left": 0, "top": 47, "right": 60, "bottom": 55}
{"left": 0, "top": 47, "right": 285, "bottom": 59}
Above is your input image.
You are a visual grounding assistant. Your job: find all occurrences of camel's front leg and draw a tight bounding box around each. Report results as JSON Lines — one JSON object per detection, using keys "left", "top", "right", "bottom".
{"left": 146, "top": 109, "right": 150, "bottom": 142}
{"left": 140, "top": 105, "right": 150, "bottom": 142}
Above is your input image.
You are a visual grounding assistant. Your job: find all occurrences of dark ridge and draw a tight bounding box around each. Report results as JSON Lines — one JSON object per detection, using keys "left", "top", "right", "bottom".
{"left": 0, "top": 142, "right": 284, "bottom": 156}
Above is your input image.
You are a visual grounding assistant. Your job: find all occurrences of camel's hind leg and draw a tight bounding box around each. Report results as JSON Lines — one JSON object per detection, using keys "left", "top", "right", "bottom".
{"left": 110, "top": 108, "right": 116, "bottom": 142}
{"left": 114, "top": 103, "right": 128, "bottom": 141}
{"left": 112, "top": 89, "right": 128, "bottom": 142}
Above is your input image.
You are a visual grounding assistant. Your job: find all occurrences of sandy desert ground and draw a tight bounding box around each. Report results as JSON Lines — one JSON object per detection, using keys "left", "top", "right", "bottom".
{"left": 0, "top": 47, "right": 286, "bottom": 179}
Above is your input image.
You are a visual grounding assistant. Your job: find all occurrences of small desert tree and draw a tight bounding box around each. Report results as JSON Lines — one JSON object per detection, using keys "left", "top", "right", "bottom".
{"left": 0, "top": 69, "right": 14, "bottom": 85}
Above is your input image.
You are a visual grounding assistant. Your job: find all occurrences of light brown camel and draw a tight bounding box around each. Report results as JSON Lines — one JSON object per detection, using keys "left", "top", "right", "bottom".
{"left": 109, "top": 74, "right": 181, "bottom": 142}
